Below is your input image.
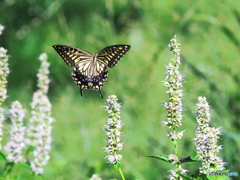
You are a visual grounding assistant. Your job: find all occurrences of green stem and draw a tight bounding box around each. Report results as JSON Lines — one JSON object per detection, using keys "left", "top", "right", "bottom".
{"left": 173, "top": 130, "right": 180, "bottom": 180}
{"left": 175, "top": 141, "right": 178, "bottom": 156}
{"left": 118, "top": 167, "right": 125, "bottom": 180}
{"left": 2, "top": 162, "right": 14, "bottom": 179}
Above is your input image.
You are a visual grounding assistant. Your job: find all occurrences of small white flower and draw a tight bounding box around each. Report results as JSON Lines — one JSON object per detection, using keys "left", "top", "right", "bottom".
{"left": 30, "top": 162, "right": 44, "bottom": 175}
{"left": 0, "top": 24, "right": 4, "bottom": 35}
{"left": 90, "top": 174, "right": 102, "bottom": 180}
{"left": 168, "top": 154, "right": 179, "bottom": 164}
{"left": 168, "top": 166, "right": 188, "bottom": 180}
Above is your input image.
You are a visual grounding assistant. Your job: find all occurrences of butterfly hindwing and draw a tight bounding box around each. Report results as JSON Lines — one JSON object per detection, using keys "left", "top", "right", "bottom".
{"left": 52, "top": 45, "right": 92, "bottom": 66}
{"left": 97, "top": 45, "right": 131, "bottom": 68}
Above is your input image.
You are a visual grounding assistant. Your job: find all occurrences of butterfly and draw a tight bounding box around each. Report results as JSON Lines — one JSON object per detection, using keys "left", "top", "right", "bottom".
{"left": 52, "top": 44, "right": 131, "bottom": 98}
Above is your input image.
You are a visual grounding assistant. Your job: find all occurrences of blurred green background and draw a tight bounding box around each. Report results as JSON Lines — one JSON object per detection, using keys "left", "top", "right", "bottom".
{"left": 1, "top": 0, "right": 240, "bottom": 179}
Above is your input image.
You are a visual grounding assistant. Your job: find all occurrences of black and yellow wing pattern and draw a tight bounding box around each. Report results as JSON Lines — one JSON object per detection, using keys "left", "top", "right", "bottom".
{"left": 53, "top": 44, "right": 131, "bottom": 98}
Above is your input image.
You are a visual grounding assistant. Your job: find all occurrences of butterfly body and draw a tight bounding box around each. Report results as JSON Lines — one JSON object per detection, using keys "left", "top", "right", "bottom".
{"left": 53, "top": 45, "right": 131, "bottom": 98}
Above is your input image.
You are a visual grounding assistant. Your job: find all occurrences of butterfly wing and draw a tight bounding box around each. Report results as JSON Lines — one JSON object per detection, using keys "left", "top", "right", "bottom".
{"left": 97, "top": 45, "right": 131, "bottom": 68}
{"left": 53, "top": 45, "right": 93, "bottom": 66}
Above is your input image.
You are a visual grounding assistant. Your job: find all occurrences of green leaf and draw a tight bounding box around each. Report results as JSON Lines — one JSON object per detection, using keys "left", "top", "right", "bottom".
{"left": 0, "top": 152, "right": 7, "bottom": 161}
{"left": 146, "top": 155, "right": 201, "bottom": 164}
{"left": 17, "top": 162, "right": 31, "bottom": 170}
{"left": 179, "top": 156, "right": 201, "bottom": 163}
{"left": 114, "top": 162, "right": 121, "bottom": 170}
{"left": 146, "top": 155, "right": 169, "bottom": 162}
{"left": 179, "top": 173, "right": 198, "bottom": 180}
{"left": 26, "top": 145, "right": 35, "bottom": 152}
{"left": 172, "top": 139, "right": 178, "bottom": 146}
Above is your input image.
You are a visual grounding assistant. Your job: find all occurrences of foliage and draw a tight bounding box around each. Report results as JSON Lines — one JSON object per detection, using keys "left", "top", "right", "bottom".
{"left": 0, "top": 0, "right": 239, "bottom": 179}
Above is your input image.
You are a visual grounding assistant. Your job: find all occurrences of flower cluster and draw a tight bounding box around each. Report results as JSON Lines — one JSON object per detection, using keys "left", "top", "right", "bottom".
{"left": 0, "top": 47, "right": 10, "bottom": 105}
{"left": 1, "top": 27, "right": 54, "bottom": 175}
{"left": 4, "top": 101, "right": 26, "bottom": 163}
{"left": 162, "top": 36, "right": 188, "bottom": 179}
{"left": 162, "top": 36, "right": 184, "bottom": 131}
{"left": 103, "top": 95, "right": 124, "bottom": 164}
{"left": 0, "top": 25, "right": 9, "bottom": 150}
{"left": 90, "top": 174, "right": 102, "bottom": 180}
{"left": 168, "top": 154, "right": 180, "bottom": 165}
{"left": 167, "top": 130, "right": 185, "bottom": 141}
{"left": 168, "top": 166, "right": 188, "bottom": 180}
{"left": 0, "top": 108, "right": 4, "bottom": 150}
{"left": 26, "top": 53, "right": 54, "bottom": 174}
{"left": 37, "top": 53, "right": 50, "bottom": 94}
{"left": 194, "top": 96, "right": 226, "bottom": 174}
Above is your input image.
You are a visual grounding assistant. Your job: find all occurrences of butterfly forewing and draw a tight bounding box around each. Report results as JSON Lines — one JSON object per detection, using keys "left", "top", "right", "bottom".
{"left": 97, "top": 45, "right": 131, "bottom": 68}
{"left": 52, "top": 45, "right": 93, "bottom": 66}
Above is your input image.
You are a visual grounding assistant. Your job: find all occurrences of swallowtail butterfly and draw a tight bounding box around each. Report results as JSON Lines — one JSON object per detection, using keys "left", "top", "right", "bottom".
{"left": 53, "top": 44, "right": 131, "bottom": 98}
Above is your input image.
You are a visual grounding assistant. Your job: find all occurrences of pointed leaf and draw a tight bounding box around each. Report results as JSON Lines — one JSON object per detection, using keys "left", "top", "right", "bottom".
{"left": 114, "top": 162, "right": 121, "bottom": 171}
{"left": 0, "top": 152, "right": 7, "bottom": 161}
{"left": 146, "top": 155, "right": 170, "bottom": 162}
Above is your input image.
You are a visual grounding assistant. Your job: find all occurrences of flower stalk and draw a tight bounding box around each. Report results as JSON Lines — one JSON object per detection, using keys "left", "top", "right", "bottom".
{"left": 26, "top": 53, "right": 54, "bottom": 174}
{"left": 0, "top": 47, "right": 9, "bottom": 105}
{"left": 162, "top": 36, "right": 187, "bottom": 179}
{"left": 0, "top": 25, "right": 10, "bottom": 150}
{"left": 4, "top": 101, "right": 26, "bottom": 163}
{"left": 194, "top": 96, "right": 226, "bottom": 174}
{"left": 103, "top": 95, "right": 125, "bottom": 180}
